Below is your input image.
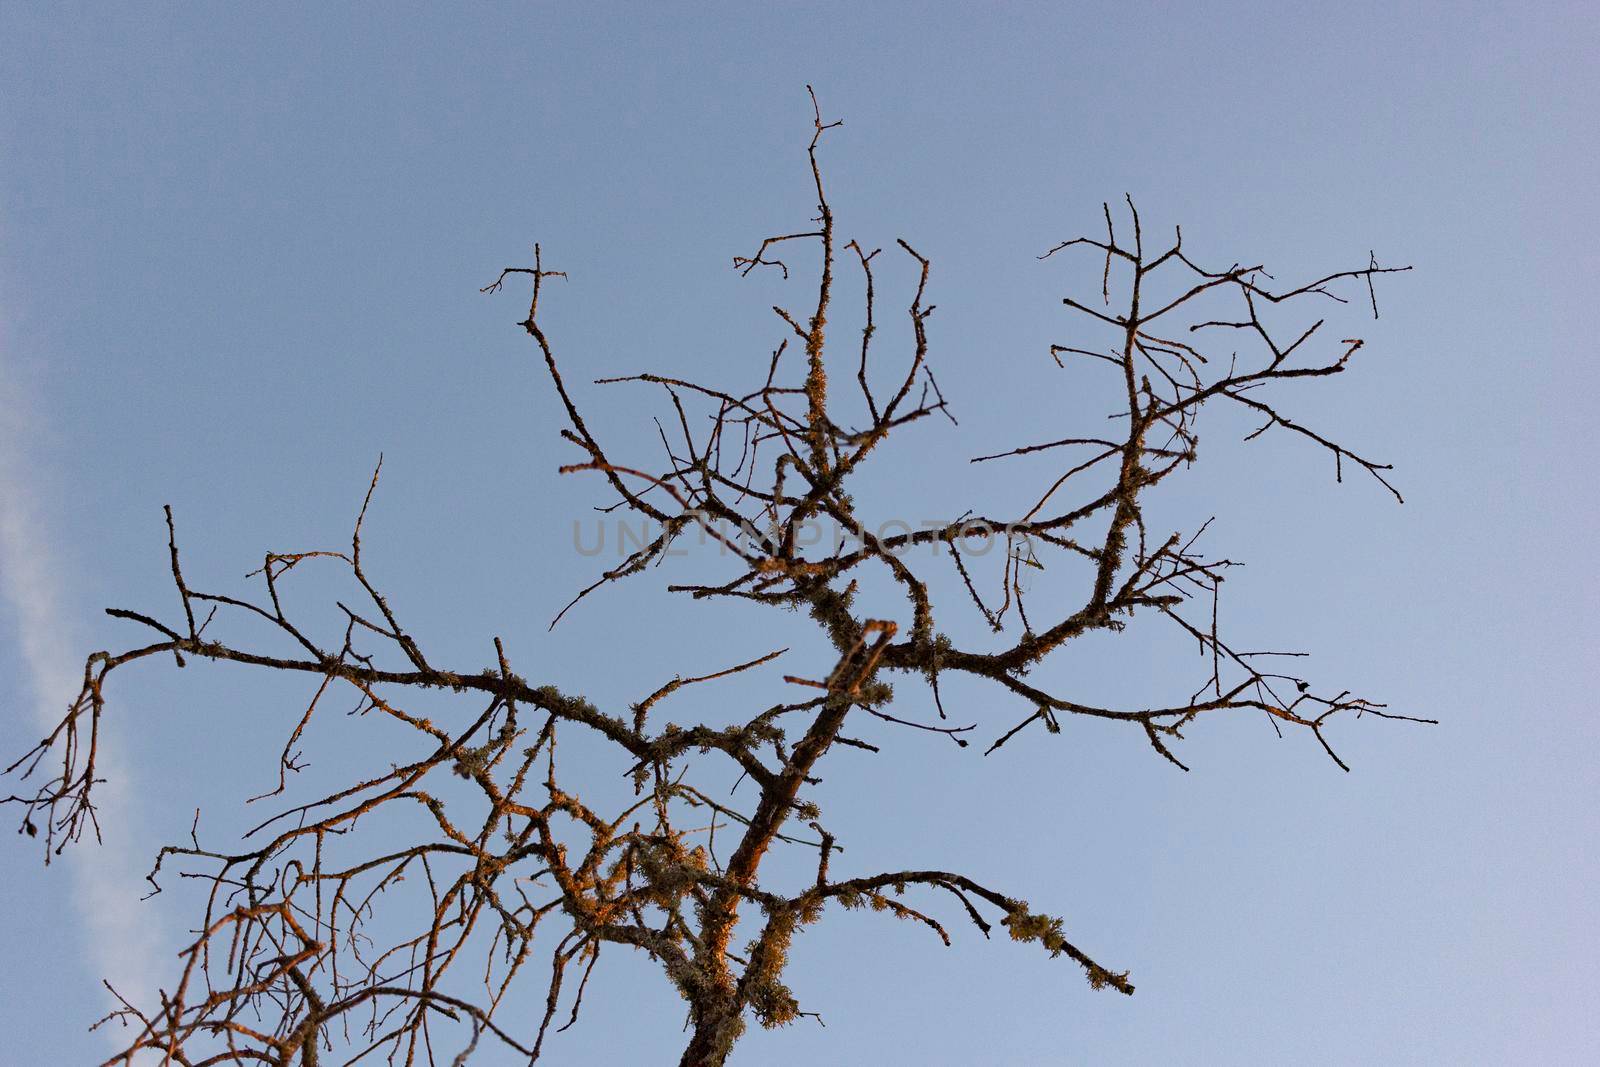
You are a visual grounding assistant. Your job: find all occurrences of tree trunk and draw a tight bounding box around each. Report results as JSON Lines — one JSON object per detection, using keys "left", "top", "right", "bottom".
{"left": 677, "top": 1001, "right": 743, "bottom": 1067}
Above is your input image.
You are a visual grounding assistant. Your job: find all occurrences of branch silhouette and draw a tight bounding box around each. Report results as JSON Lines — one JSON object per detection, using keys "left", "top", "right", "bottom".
{"left": 6, "top": 94, "right": 1430, "bottom": 1067}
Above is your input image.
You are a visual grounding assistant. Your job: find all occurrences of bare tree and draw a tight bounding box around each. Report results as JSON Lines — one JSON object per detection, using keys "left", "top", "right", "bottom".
{"left": 6, "top": 92, "right": 1431, "bottom": 1066}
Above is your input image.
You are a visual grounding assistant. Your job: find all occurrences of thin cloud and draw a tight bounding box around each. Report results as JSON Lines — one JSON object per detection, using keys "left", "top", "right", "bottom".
{"left": 0, "top": 348, "right": 164, "bottom": 1048}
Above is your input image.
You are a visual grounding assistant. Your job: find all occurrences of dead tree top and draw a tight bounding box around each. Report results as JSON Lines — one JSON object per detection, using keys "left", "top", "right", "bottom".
{"left": 5, "top": 92, "right": 1430, "bottom": 1066}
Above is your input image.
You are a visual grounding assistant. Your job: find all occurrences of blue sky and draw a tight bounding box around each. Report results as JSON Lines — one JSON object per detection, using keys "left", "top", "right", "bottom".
{"left": 2, "top": 3, "right": 1596, "bottom": 1064}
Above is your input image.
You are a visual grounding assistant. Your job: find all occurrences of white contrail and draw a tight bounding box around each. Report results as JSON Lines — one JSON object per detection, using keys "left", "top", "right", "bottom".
{"left": 0, "top": 348, "right": 164, "bottom": 1048}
